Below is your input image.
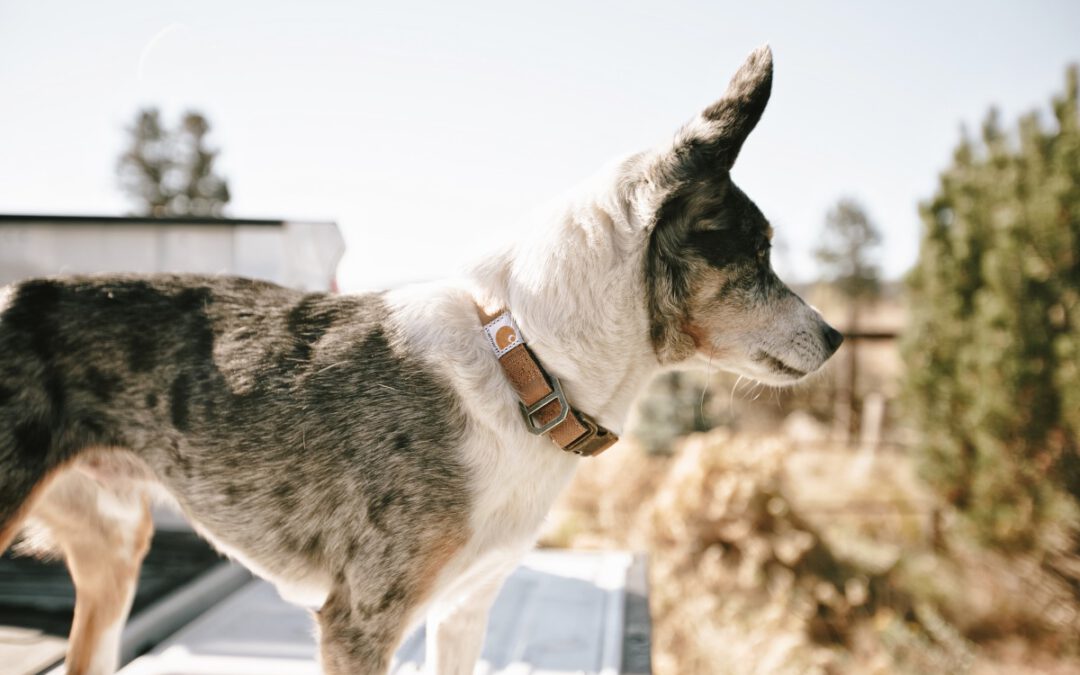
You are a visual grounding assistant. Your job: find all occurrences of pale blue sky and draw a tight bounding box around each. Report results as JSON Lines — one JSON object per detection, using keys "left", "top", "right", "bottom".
{"left": 2, "top": 1, "right": 1078, "bottom": 291}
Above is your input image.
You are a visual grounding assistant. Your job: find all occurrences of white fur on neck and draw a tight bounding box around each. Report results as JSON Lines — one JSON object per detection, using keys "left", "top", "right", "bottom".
{"left": 466, "top": 158, "right": 662, "bottom": 434}
{"left": 378, "top": 157, "right": 672, "bottom": 675}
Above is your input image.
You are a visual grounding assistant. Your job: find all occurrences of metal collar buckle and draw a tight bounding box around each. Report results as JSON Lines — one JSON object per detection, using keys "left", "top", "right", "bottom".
{"left": 564, "top": 412, "right": 611, "bottom": 456}
{"left": 519, "top": 373, "right": 570, "bottom": 435}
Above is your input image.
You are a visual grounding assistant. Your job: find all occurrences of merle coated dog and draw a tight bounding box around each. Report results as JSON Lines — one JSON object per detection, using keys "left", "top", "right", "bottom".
{"left": 0, "top": 46, "right": 841, "bottom": 674}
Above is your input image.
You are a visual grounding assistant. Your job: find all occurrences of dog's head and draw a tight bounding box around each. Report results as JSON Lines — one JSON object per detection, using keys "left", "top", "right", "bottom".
{"left": 633, "top": 46, "right": 842, "bottom": 384}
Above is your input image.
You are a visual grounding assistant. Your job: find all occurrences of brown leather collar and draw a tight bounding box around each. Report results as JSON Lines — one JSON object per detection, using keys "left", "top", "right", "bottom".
{"left": 478, "top": 306, "right": 618, "bottom": 457}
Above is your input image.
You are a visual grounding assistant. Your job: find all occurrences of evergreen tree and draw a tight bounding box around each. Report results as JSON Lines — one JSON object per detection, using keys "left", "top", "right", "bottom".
{"left": 117, "top": 108, "right": 230, "bottom": 217}
{"left": 815, "top": 198, "right": 882, "bottom": 439}
{"left": 815, "top": 199, "right": 882, "bottom": 302}
{"left": 904, "top": 66, "right": 1080, "bottom": 551}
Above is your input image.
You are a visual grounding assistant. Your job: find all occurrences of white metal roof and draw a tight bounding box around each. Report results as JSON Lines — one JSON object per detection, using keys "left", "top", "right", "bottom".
{"left": 118, "top": 551, "right": 635, "bottom": 675}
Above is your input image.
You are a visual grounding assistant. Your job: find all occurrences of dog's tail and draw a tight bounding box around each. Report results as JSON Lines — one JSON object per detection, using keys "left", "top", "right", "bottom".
{"left": 0, "top": 366, "right": 67, "bottom": 552}
{"left": 0, "top": 455, "right": 57, "bottom": 553}
{"left": 0, "top": 282, "right": 74, "bottom": 551}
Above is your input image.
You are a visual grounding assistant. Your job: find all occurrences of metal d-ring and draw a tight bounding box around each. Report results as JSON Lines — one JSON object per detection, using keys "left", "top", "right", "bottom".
{"left": 518, "top": 374, "right": 571, "bottom": 435}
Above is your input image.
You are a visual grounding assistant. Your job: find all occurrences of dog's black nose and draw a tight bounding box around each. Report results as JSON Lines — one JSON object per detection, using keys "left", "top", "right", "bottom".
{"left": 823, "top": 324, "right": 844, "bottom": 354}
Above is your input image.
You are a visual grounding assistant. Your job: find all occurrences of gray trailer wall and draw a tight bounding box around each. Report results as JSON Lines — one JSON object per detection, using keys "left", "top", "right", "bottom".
{"left": 0, "top": 218, "right": 344, "bottom": 292}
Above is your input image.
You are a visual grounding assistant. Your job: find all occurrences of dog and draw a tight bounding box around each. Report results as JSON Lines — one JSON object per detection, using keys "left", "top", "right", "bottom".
{"left": 0, "top": 45, "right": 841, "bottom": 674}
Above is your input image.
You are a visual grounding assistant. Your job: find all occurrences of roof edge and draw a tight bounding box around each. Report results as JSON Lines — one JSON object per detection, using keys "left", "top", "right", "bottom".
{"left": 0, "top": 213, "right": 336, "bottom": 227}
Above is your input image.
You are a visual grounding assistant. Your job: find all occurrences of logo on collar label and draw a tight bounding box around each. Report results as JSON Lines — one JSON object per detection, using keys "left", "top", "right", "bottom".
{"left": 495, "top": 325, "right": 517, "bottom": 350}
{"left": 483, "top": 312, "right": 523, "bottom": 358}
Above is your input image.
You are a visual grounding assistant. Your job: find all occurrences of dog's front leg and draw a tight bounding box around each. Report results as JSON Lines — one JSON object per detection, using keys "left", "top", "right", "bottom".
{"left": 425, "top": 576, "right": 504, "bottom": 675}
{"left": 424, "top": 551, "right": 523, "bottom": 675}
{"left": 316, "top": 577, "right": 417, "bottom": 675}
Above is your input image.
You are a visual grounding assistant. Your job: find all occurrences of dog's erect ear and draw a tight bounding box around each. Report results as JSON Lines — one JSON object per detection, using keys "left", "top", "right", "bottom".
{"left": 701, "top": 45, "right": 773, "bottom": 169}
{"left": 654, "top": 45, "right": 773, "bottom": 180}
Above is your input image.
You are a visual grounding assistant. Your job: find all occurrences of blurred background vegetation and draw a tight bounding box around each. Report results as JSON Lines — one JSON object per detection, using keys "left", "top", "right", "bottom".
{"left": 540, "top": 66, "right": 1080, "bottom": 675}
{"left": 117, "top": 108, "right": 231, "bottom": 218}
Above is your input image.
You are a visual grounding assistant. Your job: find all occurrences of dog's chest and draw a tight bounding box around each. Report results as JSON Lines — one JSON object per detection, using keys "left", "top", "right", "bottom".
{"left": 460, "top": 434, "right": 580, "bottom": 549}
{"left": 382, "top": 285, "right": 588, "bottom": 548}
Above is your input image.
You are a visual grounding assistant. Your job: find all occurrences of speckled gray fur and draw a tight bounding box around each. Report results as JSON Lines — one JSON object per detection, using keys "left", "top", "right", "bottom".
{"left": 0, "top": 274, "right": 471, "bottom": 671}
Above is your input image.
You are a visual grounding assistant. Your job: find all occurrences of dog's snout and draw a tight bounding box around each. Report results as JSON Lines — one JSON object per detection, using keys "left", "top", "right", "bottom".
{"left": 822, "top": 324, "right": 844, "bottom": 355}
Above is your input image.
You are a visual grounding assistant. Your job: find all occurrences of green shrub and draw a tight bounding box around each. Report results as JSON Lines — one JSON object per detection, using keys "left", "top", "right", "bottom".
{"left": 903, "top": 66, "right": 1080, "bottom": 550}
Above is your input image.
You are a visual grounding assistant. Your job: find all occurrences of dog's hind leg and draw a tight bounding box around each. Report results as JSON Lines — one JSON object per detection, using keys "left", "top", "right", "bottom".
{"left": 26, "top": 465, "right": 154, "bottom": 675}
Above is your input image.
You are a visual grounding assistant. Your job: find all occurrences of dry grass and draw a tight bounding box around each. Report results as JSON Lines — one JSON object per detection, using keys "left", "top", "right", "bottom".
{"left": 540, "top": 428, "right": 1080, "bottom": 675}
